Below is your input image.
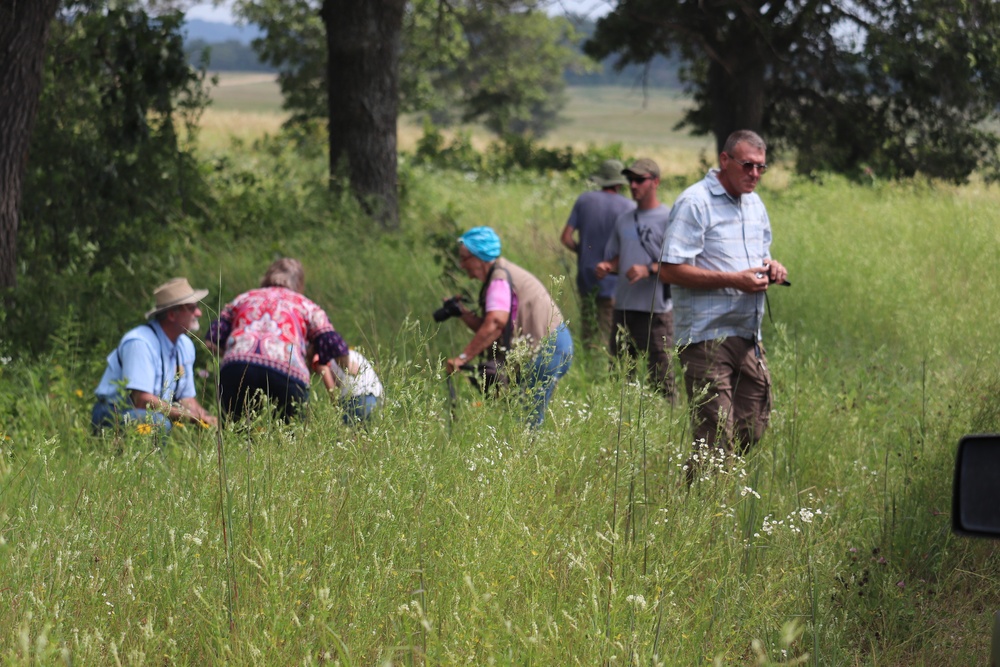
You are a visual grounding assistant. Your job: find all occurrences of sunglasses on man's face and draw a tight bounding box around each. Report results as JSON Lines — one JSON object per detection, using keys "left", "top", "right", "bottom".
{"left": 627, "top": 175, "right": 651, "bottom": 184}
{"left": 726, "top": 153, "right": 768, "bottom": 174}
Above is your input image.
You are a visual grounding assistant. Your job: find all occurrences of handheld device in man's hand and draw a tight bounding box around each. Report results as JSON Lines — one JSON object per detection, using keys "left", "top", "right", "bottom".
{"left": 759, "top": 264, "right": 791, "bottom": 286}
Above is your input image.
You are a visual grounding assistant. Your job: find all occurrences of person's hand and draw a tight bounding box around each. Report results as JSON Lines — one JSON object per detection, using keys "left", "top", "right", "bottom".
{"left": 594, "top": 261, "right": 612, "bottom": 279}
{"left": 625, "top": 263, "right": 651, "bottom": 284}
{"left": 765, "top": 260, "right": 789, "bottom": 285}
{"left": 310, "top": 353, "right": 324, "bottom": 373}
{"left": 736, "top": 266, "right": 772, "bottom": 293}
{"left": 197, "top": 414, "right": 218, "bottom": 428}
{"left": 445, "top": 357, "right": 465, "bottom": 375}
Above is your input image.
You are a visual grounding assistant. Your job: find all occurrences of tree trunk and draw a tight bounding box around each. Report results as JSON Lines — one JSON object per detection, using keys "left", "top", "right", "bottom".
{"left": 708, "top": 51, "right": 766, "bottom": 154}
{"left": 0, "top": 0, "right": 60, "bottom": 288}
{"left": 321, "top": 0, "right": 406, "bottom": 230}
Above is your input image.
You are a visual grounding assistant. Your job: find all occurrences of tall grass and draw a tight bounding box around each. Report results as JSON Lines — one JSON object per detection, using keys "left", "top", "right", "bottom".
{"left": 2, "top": 135, "right": 1000, "bottom": 664}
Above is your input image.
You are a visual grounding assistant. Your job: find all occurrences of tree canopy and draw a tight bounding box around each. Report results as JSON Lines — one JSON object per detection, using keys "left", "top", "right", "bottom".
{"left": 233, "top": 0, "right": 589, "bottom": 138}
{"left": 586, "top": 0, "right": 1000, "bottom": 182}
{"left": 4, "top": 0, "right": 213, "bottom": 349}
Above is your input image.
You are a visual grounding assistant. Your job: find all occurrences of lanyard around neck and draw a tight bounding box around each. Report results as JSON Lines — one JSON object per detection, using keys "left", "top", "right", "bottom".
{"left": 147, "top": 323, "right": 180, "bottom": 400}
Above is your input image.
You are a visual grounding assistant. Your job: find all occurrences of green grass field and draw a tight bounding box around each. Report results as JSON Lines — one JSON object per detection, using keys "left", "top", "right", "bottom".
{"left": 4, "top": 74, "right": 1000, "bottom": 665}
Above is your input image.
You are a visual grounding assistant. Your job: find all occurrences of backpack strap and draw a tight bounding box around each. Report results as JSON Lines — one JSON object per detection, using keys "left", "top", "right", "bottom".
{"left": 477, "top": 262, "right": 515, "bottom": 362}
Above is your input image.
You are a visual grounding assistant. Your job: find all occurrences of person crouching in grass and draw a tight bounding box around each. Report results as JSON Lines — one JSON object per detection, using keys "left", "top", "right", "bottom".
{"left": 314, "top": 348, "right": 383, "bottom": 425}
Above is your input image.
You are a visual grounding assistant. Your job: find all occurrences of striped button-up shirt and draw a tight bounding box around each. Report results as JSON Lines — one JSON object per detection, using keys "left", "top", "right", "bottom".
{"left": 660, "top": 169, "right": 771, "bottom": 345}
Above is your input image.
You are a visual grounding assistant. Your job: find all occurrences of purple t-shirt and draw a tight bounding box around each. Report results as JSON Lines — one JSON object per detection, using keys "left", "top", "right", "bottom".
{"left": 566, "top": 190, "right": 636, "bottom": 298}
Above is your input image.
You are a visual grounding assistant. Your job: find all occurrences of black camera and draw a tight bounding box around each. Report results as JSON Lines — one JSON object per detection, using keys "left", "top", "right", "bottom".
{"left": 434, "top": 296, "right": 466, "bottom": 323}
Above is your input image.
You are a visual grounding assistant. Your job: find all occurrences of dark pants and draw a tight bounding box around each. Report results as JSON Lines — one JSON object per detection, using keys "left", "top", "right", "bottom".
{"left": 610, "top": 309, "right": 676, "bottom": 399}
{"left": 578, "top": 287, "right": 614, "bottom": 352}
{"left": 218, "top": 362, "right": 309, "bottom": 422}
{"left": 679, "top": 337, "right": 772, "bottom": 457}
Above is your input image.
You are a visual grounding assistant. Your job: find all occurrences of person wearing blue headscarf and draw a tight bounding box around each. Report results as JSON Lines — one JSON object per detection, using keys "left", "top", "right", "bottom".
{"left": 443, "top": 226, "right": 573, "bottom": 426}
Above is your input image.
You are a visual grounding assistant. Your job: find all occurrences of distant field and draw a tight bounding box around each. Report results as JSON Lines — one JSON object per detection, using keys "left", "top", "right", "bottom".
{"left": 198, "top": 72, "right": 715, "bottom": 167}
{"left": 554, "top": 86, "right": 713, "bottom": 153}
{"left": 204, "top": 72, "right": 285, "bottom": 113}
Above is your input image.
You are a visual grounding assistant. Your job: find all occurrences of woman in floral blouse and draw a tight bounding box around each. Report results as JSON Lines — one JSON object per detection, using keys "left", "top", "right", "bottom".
{"left": 208, "top": 258, "right": 348, "bottom": 421}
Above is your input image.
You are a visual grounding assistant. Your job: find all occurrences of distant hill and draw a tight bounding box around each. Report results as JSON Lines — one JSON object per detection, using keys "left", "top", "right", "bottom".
{"left": 184, "top": 19, "right": 273, "bottom": 72}
{"left": 183, "top": 18, "right": 261, "bottom": 45}
{"left": 187, "top": 38, "right": 276, "bottom": 72}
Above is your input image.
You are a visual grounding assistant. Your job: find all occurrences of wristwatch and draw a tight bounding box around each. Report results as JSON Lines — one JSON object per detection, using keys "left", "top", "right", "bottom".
{"left": 458, "top": 352, "right": 468, "bottom": 362}
{"left": 648, "top": 262, "right": 658, "bottom": 274}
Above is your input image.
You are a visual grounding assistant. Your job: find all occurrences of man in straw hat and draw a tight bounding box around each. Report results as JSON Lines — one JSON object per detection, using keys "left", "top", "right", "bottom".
{"left": 560, "top": 158, "right": 635, "bottom": 352}
{"left": 91, "top": 277, "right": 217, "bottom": 435}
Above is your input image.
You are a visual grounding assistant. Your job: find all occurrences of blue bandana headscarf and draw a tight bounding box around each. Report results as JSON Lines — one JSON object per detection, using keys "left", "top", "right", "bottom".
{"left": 459, "top": 226, "right": 501, "bottom": 262}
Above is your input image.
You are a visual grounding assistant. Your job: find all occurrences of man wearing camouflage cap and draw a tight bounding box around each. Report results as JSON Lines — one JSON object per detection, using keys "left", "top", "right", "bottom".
{"left": 595, "top": 158, "right": 676, "bottom": 400}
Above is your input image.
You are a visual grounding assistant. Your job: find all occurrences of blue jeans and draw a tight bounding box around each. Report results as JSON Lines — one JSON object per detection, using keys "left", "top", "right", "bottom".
{"left": 343, "top": 394, "right": 379, "bottom": 425}
{"left": 522, "top": 323, "right": 573, "bottom": 426}
{"left": 91, "top": 399, "right": 173, "bottom": 435}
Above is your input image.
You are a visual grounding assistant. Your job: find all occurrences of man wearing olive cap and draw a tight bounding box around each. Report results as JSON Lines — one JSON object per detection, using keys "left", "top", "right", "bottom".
{"left": 560, "top": 159, "right": 636, "bottom": 351}
{"left": 92, "top": 277, "right": 217, "bottom": 435}
{"left": 595, "top": 158, "right": 676, "bottom": 400}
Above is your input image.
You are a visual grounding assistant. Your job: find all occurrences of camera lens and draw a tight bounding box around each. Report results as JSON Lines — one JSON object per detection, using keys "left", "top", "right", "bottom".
{"left": 434, "top": 297, "right": 462, "bottom": 322}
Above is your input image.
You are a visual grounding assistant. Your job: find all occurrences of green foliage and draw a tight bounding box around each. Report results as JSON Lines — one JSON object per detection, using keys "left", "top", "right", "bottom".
{"left": 851, "top": 0, "right": 1000, "bottom": 182}
{"left": 587, "top": 0, "right": 1000, "bottom": 183}
{"left": 563, "top": 14, "right": 682, "bottom": 88}
{"left": 432, "top": 7, "right": 587, "bottom": 137}
{"left": 8, "top": 1, "right": 213, "bottom": 355}
{"left": 234, "top": 0, "right": 590, "bottom": 137}
{"left": 411, "top": 120, "right": 626, "bottom": 182}
{"left": 232, "top": 0, "right": 327, "bottom": 123}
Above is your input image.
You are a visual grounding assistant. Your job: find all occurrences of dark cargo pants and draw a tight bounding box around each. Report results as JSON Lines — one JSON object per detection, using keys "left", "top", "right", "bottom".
{"left": 679, "top": 336, "right": 771, "bottom": 458}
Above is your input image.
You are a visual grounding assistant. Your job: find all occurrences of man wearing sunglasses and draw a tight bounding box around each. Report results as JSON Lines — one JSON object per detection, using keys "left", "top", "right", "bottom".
{"left": 594, "top": 158, "right": 676, "bottom": 400}
{"left": 659, "top": 130, "right": 789, "bottom": 475}
{"left": 560, "top": 159, "right": 636, "bottom": 353}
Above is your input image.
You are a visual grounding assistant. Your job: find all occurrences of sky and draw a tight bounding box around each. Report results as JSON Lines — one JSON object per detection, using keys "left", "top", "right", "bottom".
{"left": 185, "top": 0, "right": 613, "bottom": 23}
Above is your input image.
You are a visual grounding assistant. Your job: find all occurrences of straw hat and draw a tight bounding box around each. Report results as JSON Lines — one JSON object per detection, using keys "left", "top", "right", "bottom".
{"left": 144, "top": 278, "right": 209, "bottom": 319}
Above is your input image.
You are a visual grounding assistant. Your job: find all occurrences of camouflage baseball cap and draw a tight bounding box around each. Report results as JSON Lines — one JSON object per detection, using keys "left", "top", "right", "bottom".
{"left": 622, "top": 157, "right": 660, "bottom": 180}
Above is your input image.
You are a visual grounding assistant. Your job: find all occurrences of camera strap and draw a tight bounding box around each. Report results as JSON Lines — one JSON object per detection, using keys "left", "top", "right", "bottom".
{"left": 634, "top": 211, "right": 670, "bottom": 301}
{"left": 478, "top": 262, "right": 515, "bottom": 361}
{"left": 116, "top": 322, "right": 180, "bottom": 404}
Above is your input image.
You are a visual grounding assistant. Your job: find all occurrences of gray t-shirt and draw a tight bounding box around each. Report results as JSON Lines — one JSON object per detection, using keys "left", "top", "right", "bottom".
{"left": 604, "top": 204, "right": 672, "bottom": 313}
{"left": 566, "top": 190, "right": 636, "bottom": 298}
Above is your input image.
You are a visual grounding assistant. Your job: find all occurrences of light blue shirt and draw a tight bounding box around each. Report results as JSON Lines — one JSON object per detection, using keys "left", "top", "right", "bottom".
{"left": 660, "top": 169, "right": 771, "bottom": 345}
{"left": 94, "top": 321, "right": 197, "bottom": 404}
